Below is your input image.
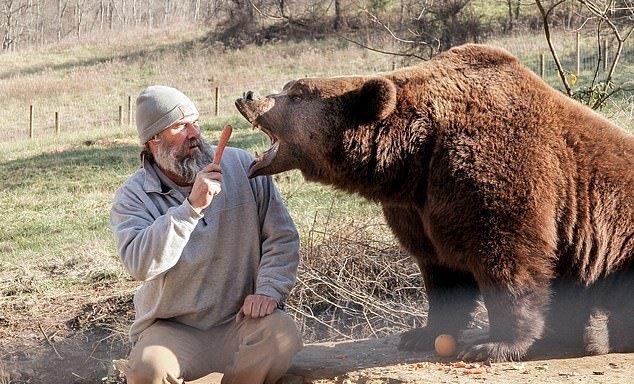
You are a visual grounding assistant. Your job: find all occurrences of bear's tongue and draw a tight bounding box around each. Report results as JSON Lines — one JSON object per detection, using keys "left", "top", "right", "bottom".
{"left": 248, "top": 142, "right": 279, "bottom": 177}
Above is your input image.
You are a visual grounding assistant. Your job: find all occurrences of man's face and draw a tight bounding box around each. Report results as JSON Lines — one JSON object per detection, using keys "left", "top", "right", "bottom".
{"left": 149, "top": 116, "right": 214, "bottom": 184}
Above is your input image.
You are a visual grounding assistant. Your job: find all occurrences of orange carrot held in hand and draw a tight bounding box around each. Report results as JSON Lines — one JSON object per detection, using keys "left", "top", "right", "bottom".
{"left": 213, "top": 125, "right": 233, "bottom": 165}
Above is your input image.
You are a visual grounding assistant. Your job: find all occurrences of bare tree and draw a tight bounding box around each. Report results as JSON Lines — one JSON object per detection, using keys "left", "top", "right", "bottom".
{"left": 0, "top": 0, "right": 32, "bottom": 50}
{"left": 505, "top": 0, "right": 523, "bottom": 31}
{"left": 536, "top": 0, "right": 633, "bottom": 109}
{"left": 57, "top": 0, "right": 68, "bottom": 40}
{"left": 334, "top": 0, "right": 342, "bottom": 30}
{"left": 73, "top": 0, "right": 87, "bottom": 39}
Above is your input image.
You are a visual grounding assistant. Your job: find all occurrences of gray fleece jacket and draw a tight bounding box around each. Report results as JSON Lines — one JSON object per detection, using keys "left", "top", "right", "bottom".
{"left": 110, "top": 147, "right": 300, "bottom": 341}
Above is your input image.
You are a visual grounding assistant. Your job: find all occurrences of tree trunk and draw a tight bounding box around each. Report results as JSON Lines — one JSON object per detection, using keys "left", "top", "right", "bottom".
{"left": 57, "top": 0, "right": 64, "bottom": 42}
{"left": 108, "top": 0, "right": 113, "bottom": 30}
{"left": 334, "top": 0, "right": 341, "bottom": 31}
{"left": 193, "top": 0, "right": 199, "bottom": 21}
{"left": 132, "top": 0, "right": 138, "bottom": 26}
{"left": 399, "top": 0, "right": 405, "bottom": 32}
{"left": 506, "top": 0, "right": 513, "bottom": 32}
{"left": 99, "top": 0, "right": 104, "bottom": 31}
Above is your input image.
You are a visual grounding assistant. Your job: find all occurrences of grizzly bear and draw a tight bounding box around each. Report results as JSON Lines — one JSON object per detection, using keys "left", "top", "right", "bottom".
{"left": 235, "top": 44, "right": 634, "bottom": 362}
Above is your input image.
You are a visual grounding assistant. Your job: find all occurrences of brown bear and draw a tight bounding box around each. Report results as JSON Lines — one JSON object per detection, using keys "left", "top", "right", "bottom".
{"left": 235, "top": 44, "right": 634, "bottom": 362}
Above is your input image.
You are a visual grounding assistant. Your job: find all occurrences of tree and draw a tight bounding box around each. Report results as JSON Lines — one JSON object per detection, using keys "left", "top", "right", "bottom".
{"left": 0, "top": 0, "right": 32, "bottom": 50}
{"left": 536, "top": 0, "right": 633, "bottom": 109}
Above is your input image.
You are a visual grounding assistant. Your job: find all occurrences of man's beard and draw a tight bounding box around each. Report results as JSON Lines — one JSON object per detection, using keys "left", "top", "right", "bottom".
{"left": 154, "top": 136, "right": 214, "bottom": 184}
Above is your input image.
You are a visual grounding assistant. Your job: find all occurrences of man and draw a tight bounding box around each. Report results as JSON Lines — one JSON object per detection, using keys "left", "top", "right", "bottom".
{"left": 110, "top": 85, "right": 302, "bottom": 384}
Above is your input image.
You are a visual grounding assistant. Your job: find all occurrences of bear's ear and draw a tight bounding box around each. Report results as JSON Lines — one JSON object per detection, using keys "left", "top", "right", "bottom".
{"left": 353, "top": 77, "right": 397, "bottom": 123}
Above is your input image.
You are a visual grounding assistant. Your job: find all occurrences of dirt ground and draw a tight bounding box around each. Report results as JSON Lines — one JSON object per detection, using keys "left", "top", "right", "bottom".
{"left": 3, "top": 322, "right": 634, "bottom": 383}
{"left": 285, "top": 331, "right": 634, "bottom": 384}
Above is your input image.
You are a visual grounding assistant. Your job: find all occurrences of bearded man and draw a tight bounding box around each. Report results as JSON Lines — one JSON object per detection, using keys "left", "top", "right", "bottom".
{"left": 110, "top": 85, "right": 302, "bottom": 384}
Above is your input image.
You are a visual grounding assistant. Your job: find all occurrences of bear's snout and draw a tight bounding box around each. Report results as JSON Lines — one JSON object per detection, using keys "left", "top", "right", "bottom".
{"left": 235, "top": 91, "right": 274, "bottom": 124}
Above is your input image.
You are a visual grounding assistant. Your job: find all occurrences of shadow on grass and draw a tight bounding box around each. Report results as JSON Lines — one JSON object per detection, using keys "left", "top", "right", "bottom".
{"left": 0, "top": 141, "right": 140, "bottom": 193}
{"left": 0, "top": 33, "right": 211, "bottom": 80}
{"left": 0, "top": 19, "right": 348, "bottom": 81}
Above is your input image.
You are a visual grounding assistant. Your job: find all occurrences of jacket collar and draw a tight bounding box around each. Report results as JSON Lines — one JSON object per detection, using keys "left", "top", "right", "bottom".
{"left": 142, "top": 155, "right": 165, "bottom": 193}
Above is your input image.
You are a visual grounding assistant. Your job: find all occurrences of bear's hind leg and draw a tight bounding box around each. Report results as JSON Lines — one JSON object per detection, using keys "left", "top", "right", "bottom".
{"left": 584, "top": 307, "right": 610, "bottom": 355}
{"left": 529, "top": 279, "right": 590, "bottom": 357}
{"left": 398, "top": 264, "right": 480, "bottom": 351}
{"left": 586, "top": 265, "right": 634, "bottom": 354}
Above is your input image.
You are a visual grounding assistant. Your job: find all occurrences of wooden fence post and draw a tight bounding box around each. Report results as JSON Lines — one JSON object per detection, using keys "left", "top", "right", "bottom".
{"left": 118, "top": 105, "right": 123, "bottom": 127}
{"left": 29, "top": 105, "right": 34, "bottom": 139}
{"left": 214, "top": 87, "right": 220, "bottom": 117}
{"left": 55, "top": 112, "right": 59, "bottom": 135}
{"left": 540, "top": 53, "right": 545, "bottom": 78}
{"left": 576, "top": 32, "right": 581, "bottom": 76}
{"left": 128, "top": 95, "right": 132, "bottom": 126}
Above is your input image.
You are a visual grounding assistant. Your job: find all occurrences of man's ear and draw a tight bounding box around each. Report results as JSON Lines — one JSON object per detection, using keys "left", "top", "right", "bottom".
{"left": 147, "top": 136, "right": 160, "bottom": 153}
{"left": 353, "top": 76, "right": 397, "bottom": 123}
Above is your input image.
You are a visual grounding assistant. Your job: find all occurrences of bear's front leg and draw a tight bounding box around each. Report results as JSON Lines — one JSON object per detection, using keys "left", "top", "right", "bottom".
{"left": 458, "top": 270, "right": 552, "bottom": 362}
{"left": 398, "top": 264, "right": 480, "bottom": 351}
{"left": 382, "top": 205, "right": 481, "bottom": 352}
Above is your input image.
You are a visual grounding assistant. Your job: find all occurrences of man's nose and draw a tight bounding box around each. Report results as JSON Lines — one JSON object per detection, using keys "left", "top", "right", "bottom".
{"left": 185, "top": 123, "right": 200, "bottom": 138}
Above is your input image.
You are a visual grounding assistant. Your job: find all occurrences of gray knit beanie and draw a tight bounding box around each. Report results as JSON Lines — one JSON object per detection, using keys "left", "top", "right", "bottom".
{"left": 136, "top": 85, "right": 199, "bottom": 143}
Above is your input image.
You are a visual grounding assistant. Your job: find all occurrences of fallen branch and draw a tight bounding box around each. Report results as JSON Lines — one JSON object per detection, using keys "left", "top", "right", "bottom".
{"left": 38, "top": 323, "right": 64, "bottom": 360}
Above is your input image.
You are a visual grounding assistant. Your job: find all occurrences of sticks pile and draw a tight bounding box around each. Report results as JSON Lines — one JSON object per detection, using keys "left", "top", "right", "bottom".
{"left": 287, "top": 218, "right": 428, "bottom": 343}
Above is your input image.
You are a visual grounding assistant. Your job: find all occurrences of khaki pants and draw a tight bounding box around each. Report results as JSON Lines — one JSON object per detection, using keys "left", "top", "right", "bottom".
{"left": 121, "top": 310, "right": 302, "bottom": 384}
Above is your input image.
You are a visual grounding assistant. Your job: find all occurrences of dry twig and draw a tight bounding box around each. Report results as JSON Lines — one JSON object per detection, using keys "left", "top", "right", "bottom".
{"left": 38, "top": 323, "right": 64, "bottom": 360}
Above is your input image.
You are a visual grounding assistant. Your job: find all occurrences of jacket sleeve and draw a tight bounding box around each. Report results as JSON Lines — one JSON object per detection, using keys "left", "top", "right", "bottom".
{"left": 253, "top": 176, "right": 300, "bottom": 304}
{"left": 110, "top": 186, "right": 203, "bottom": 281}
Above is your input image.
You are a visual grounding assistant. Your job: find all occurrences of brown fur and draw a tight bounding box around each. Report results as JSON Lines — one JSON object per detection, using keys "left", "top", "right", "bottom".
{"left": 235, "top": 44, "right": 634, "bottom": 362}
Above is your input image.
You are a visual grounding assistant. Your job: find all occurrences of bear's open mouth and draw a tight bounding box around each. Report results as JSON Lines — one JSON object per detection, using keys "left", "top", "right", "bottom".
{"left": 249, "top": 122, "right": 279, "bottom": 177}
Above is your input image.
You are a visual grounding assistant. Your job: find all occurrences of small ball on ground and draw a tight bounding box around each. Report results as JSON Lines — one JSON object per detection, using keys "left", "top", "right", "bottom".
{"left": 434, "top": 334, "right": 457, "bottom": 357}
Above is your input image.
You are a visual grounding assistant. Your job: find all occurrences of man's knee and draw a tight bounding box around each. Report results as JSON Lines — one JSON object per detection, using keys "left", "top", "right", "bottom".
{"left": 126, "top": 345, "right": 181, "bottom": 384}
{"left": 254, "top": 310, "right": 302, "bottom": 354}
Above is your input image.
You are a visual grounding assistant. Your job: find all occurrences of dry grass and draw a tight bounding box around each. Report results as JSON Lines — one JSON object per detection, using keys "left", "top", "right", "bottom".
{"left": 289, "top": 216, "right": 427, "bottom": 343}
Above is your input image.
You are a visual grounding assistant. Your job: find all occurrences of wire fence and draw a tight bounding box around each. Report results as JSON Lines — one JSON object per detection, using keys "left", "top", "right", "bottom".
{"left": 2, "top": 34, "right": 633, "bottom": 143}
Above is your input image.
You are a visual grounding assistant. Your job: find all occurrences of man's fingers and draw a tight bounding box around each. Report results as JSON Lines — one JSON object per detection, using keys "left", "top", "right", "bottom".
{"left": 246, "top": 299, "right": 255, "bottom": 318}
{"left": 209, "top": 180, "right": 222, "bottom": 195}
{"left": 249, "top": 298, "right": 262, "bottom": 318}
{"left": 201, "top": 163, "right": 222, "bottom": 173}
{"left": 260, "top": 300, "right": 273, "bottom": 317}
{"left": 265, "top": 301, "right": 276, "bottom": 316}
{"left": 256, "top": 300, "right": 267, "bottom": 317}
{"left": 239, "top": 295, "right": 277, "bottom": 320}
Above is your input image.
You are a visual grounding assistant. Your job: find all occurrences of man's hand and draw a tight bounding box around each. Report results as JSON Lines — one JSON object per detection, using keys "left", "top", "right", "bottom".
{"left": 236, "top": 294, "right": 278, "bottom": 322}
{"left": 188, "top": 163, "right": 222, "bottom": 213}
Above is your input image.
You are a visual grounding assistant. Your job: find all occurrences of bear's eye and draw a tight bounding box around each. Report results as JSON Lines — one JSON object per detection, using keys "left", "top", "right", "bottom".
{"left": 290, "top": 94, "right": 302, "bottom": 102}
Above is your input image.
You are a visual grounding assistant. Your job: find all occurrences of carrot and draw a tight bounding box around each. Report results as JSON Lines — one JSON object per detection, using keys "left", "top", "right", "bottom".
{"left": 213, "top": 125, "right": 233, "bottom": 165}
